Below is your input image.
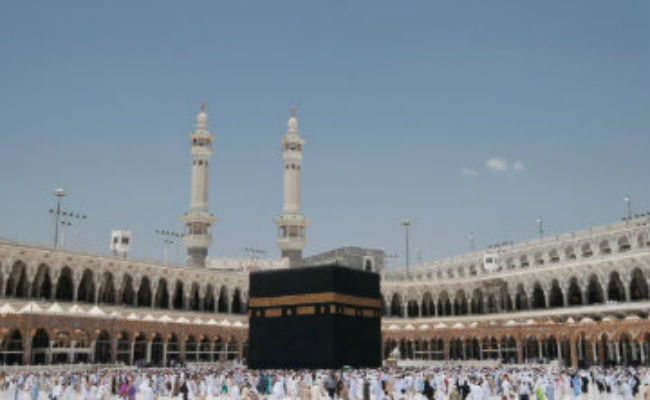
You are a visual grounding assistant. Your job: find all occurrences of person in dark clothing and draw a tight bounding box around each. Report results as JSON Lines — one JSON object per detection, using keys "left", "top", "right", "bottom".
{"left": 363, "top": 379, "right": 371, "bottom": 400}
{"left": 423, "top": 379, "right": 435, "bottom": 400}
{"left": 179, "top": 380, "right": 189, "bottom": 400}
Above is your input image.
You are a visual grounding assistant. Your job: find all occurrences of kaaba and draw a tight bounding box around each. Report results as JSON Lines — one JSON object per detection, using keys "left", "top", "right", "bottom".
{"left": 247, "top": 264, "right": 382, "bottom": 369}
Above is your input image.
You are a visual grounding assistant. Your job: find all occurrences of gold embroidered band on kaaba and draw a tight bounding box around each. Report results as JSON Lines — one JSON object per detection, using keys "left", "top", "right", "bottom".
{"left": 249, "top": 291, "right": 381, "bottom": 308}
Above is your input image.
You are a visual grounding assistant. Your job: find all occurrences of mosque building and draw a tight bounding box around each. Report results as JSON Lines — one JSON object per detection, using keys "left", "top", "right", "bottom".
{"left": 0, "top": 104, "right": 648, "bottom": 367}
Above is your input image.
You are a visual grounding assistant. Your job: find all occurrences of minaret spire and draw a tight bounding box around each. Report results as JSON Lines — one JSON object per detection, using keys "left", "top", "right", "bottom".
{"left": 180, "top": 102, "right": 217, "bottom": 267}
{"left": 274, "top": 106, "right": 309, "bottom": 267}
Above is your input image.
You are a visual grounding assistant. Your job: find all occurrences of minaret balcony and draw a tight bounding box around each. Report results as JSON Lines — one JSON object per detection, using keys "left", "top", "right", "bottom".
{"left": 183, "top": 234, "right": 213, "bottom": 249}
{"left": 274, "top": 215, "right": 309, "bottom": 228}
{"left": 180, "top": 211, "right": 217, "bottom": 225}
{"left": 276, "top": 237, "right": 306, "bottom": 251}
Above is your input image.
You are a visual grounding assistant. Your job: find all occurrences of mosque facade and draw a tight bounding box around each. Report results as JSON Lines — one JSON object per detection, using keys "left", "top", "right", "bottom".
{"left": 0, "top": 105, "right": 648, "bottom": 368}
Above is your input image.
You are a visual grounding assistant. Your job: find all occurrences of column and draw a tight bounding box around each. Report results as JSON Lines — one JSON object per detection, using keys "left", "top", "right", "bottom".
{"left": 22, "top": 331, "right": 32, "bottom": 365}
{"left": 418, "top": 302, "right": 422, "bottom": 318}
{"left": 89, "top": 340, "right": 97, "bottom": 363}
{"left": 443, "top": 339, "right": 450, "bottom": 361}
{"left": 592, "top": 342, "right": 598, "bottom": 363}
{"left": 557, "top": 341, "right": 562, "bottom": 362}
{"left": 129, "top": 342, "right": 135, "bottom": 365}
{"left": 516, "top": 340, "right": 523, "bottom": 364}
{"left": 569, "top": 337, "right": 578, "bottom": 368}
{"left": 110, "top": 337, "right": 118, "bottom": 363}
{"left": 47, "top": 341, "right": 53, "bottom": 364}
{"left": 615, "top": 342, "right": 621, "bottom": 364}
{"left": 640, "top": 343, "right": 645, "bottom": 364}
{"left": 237, "top": 341, "right": 244, "bottom": 362}
{"left": 146, "top": 341, "right": 152, "bottom": 363}
{"left": 497, "top": 343, "right": 502, "bottom": 360}
{"left": 210, "top": 341, "right": 215, "bottom": 362}
{"left": 538, "top": 340, "right": 543, "bottom": 360}
{"left": 179, "top": 338, "right": 186, "bottom": 363}
{"left": 479, "top": 343, "right": 483, "bottom": 360}
{"left": 162, "top": 342, "right": 168, "bottom": 367}
{"left": 461, "top": 341, "right": 467, "bottom": 360}
{"left": 402, "top": 303, "right": 407, "bottom": 318}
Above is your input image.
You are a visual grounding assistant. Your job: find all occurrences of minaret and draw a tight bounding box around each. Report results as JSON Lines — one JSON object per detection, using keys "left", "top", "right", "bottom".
{"left": 275, "top": 106, "right": 309, "bottom": 267}
{"left": 180, "top": 102, "right": 217, "bottom": 267}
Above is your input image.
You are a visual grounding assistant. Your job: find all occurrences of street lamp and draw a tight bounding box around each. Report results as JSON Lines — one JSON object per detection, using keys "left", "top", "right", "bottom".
{"left": 155, "top": 230, "right": 182, "bottom": 264}
{"left": 624, "top": 195, "right": 632, "bottom": 221}
{"left": 401, "top": 219, "right": 411, "bottom": 279}
{"left": 536, "top": 217, "right": 544, "bottom": 240}
{"left": 49, "top": 188, "right": 66, "bottom": 247}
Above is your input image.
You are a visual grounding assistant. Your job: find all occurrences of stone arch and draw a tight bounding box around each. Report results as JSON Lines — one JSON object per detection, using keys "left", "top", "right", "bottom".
{"left": 5, "top": 260, "right": 29, "bottom": 298}
{"left": 586, "top": 274, "right": 605, "bottom": 304}
{"left": 119, "top": 274, "right": 135, "bottom": 305}
{"left": 217, "top": 286, "right": 229, "bottom": 313}
{"left": 519, "top": 254, "right": 530, "bottom": 268}
{"left": 199, "top": 336, "right": 211, "bottom": 361}
{"left": 154, "top": 278, "right": 169, "bottom": 309}
{"left": 638, "top": 232, "right": 649, "bottom": 248}
{"left": 581, "top": 242, "right": 593, "bottom": 257}
{"left": 137, "top": 276, "right": 152, "bottom": 307}
{"left": 599, "top": 239, "right": 612, "bottom": 255}
{"left": 607, "top": 271, "right": 626, "bottom": 302}
{"left": 2, "top": 329, "right": 23, "bottom": 365}
{"left": 548, "top": 249, "right": 560, "bottom": 263}
{"left": 438, "top": 290, "right": 451, "bottom": 316}
{"left": 152, "top": 333, "right": 165, "bottom": 366}
{"left": 470, "top": 288, "right": 484, "bottom": 314}
{"left": 630, "top": 268, "right": 649, "bottom": 301}
{"left": 618, "top": 235, "right": 631, "bottom": 252}
{"left": 567, "top": 277, "right": 582, "bottom": 305}
{"left": 407, "top": 298, "right": 419, "bottom": 318}
{"left": 204, "top": 284, "right": 216, "bottom": 312}
{"left": 364, "top": 259, "right": 373, "bottom": 272}
{"left": 564, "top": 246, "right": 576, "bottom": 261}
{"left": 97, "top": 271, "right": 116, "bottom": 304}
{"left": 31, "top": 263, "right": 52, "bottom": 299}
{"left": 77, "top": 269, "right": 95, "bottom": 304}
{"left": 94, "top": 330, "right": 111, "bottom": 363}
{"left": 486, "top": 295, "right": 498, "bottom": 313}
{"left": 549, "top": 280, "right": 564, "bottom": 308}
{"left": 231, "top": 288, "right": 243, "bottom": 314}
{"left": 531, "top": 282, "right": 546, "bottom": 309}
{"left": 185, "top": 335, "right": 198, "bottom": 362}
{"left": 390, "top": 293, "right": 403, "bottom": 317}
{"left": 515, "top": 284, "right": 528, "bottom": 310}
{"left": 421, "top": 292, "right": 434, "bottom": 317}
{"left": 133, "top": 333, "right": 148, "bottom": 365}
{"left": 524, "top": 336, "right": 540, "bottom": 362}
{"left": 55, "top": 266, "right": 74, "bottom": 301}
{"left": 453, "top": 289, "right": 468, "bottom": 315}
{"left": 189, "top": 283, "right": 201, "bottom": 311}
{"left": 31, "top": 328, "right": 50, "bottom": 365}
{"left": 116, "top": 331, "right": 130, "bottom": 364}
{"left": 172, "top": 280, "right": 184, "bottom": 309}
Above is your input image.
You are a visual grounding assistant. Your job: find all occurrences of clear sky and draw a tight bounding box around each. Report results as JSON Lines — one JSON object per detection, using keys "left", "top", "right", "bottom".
{"left": 0, "top": 1, "right": 648, "bottom": 266}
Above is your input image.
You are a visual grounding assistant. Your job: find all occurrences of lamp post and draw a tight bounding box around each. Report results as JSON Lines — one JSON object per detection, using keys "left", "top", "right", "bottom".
{"left": 624, "top": 195, "right": 632, "bottom": 221}
{"left": 536, "top": 217, "right": 544, "bottom": 240}
{"left": 401, "top": 219, "right": 411, "bottom": 279}
{"left": 155, "top": 230, "right": 182, "bottom": 264}
{"left": 50, "top": 188, "right": 66, "bottom": 247}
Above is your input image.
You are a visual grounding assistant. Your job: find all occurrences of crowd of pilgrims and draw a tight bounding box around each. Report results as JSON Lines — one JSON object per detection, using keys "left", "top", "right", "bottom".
{"left": 1, "top": 365, "right": 649, "bottom": 400}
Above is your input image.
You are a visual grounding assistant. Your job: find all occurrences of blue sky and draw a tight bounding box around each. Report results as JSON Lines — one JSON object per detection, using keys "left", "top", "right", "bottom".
{"left": 0, "top": 1, "right": 648, "bottom": 266}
